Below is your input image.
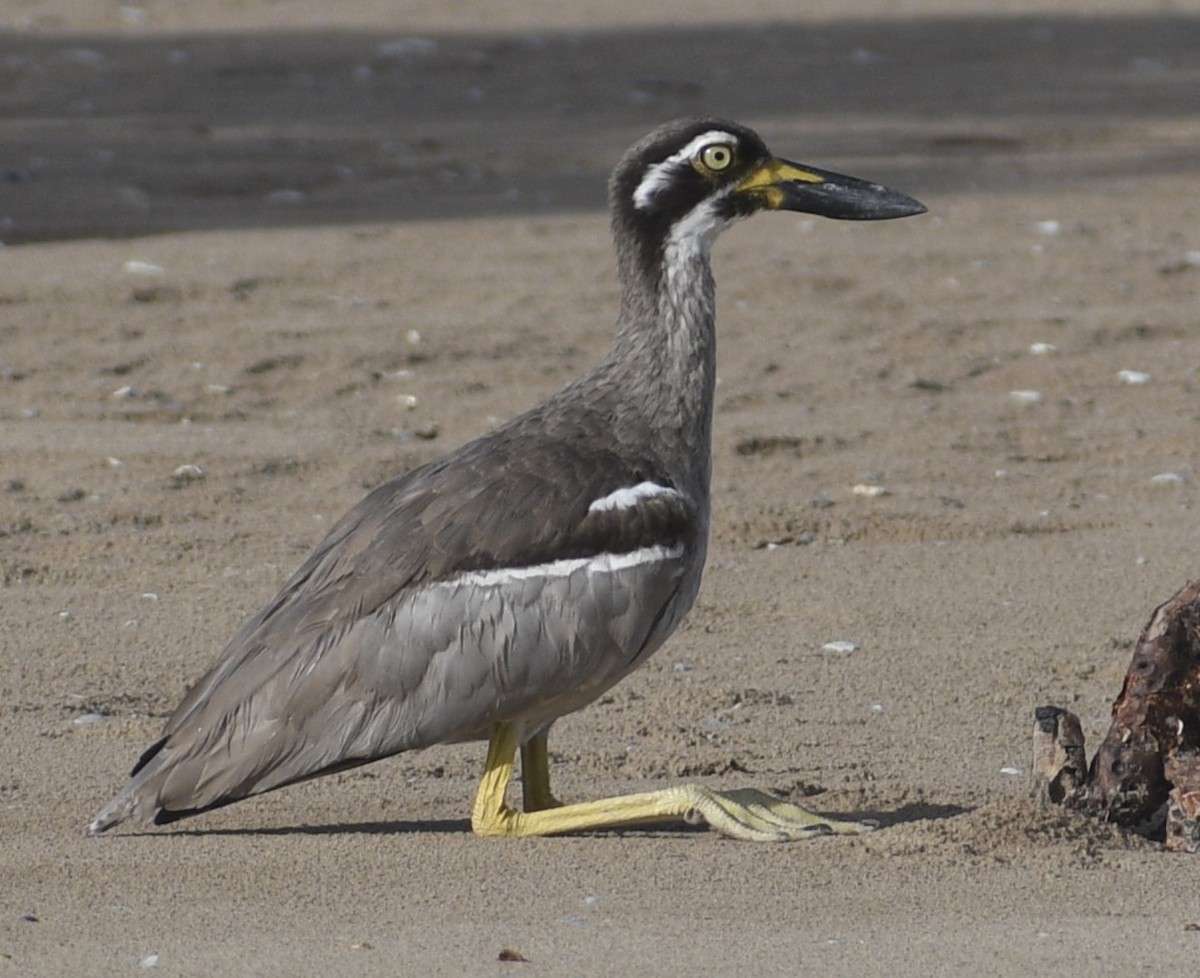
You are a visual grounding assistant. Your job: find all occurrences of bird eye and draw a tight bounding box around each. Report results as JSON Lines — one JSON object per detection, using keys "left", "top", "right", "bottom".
{"left": 699, "top": 144, "right": 734, "bottom": 171}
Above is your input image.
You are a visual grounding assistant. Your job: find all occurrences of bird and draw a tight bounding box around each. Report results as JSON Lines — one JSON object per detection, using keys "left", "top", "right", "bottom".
{"left": 89, "top": 118, "right": 925, "bottom": 842}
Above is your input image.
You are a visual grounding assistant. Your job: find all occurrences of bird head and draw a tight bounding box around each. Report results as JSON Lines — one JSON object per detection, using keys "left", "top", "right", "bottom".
{"left": 610, "top": 118, "right": 926, "bottom": 278}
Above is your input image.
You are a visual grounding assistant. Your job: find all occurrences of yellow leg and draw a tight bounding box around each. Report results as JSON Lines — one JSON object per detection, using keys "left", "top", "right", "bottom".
{"left": 471, "top": 722, "right": 873, "bottom": 842}
{"left": 519, "top": 730, "right": 564, "bottom": 812}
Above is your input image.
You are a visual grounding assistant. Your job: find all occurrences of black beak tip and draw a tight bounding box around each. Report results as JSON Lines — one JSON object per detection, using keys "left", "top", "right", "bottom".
{"left": 896, "top": 192, "right": 928, "bottom": 218}
{"left": 856, "top": 185, "right": 928, "bottom": 221}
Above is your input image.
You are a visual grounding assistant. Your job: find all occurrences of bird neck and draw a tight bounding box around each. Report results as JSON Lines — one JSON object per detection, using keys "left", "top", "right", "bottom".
{"left": 600, "top": 230, "right": 718, "bottom": 490}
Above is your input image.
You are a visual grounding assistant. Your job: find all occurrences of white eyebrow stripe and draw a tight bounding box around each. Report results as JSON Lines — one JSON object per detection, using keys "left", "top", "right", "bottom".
{"left": 632, "top": 129, "right": 737, "bottom": 211}
{"left": 588, "top": 481, "right": 683, "bottom": 513}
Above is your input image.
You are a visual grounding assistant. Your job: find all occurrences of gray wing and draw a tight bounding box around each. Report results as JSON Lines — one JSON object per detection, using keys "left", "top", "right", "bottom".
{"left": 89, "top": 416, "right": 697, "bottom": 831}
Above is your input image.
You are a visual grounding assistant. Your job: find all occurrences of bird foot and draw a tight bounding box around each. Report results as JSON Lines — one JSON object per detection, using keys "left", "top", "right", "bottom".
{"left": 474, "top": 780, "right": 872, "bottom": 842}
{"left": 681, "top": 785, "right": 875, "bottom": 842}
{"left": 476, "top": 723, "right": 872, "bottom": 841}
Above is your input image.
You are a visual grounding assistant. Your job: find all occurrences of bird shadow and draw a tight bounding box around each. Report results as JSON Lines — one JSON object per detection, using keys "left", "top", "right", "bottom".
{"left": 133, "top": 817, "right": 711, "bottom": 838}
{"left": 121, "top": 801, "right": 968, "bottom": 839}
{"left": 133, "top": 817, "right": 473, "bottom": 838}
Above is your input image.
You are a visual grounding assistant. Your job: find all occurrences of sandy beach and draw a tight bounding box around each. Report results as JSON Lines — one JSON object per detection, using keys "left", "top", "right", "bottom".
{"left": 3, "top": 1, "right": 1200, "bottom": 974}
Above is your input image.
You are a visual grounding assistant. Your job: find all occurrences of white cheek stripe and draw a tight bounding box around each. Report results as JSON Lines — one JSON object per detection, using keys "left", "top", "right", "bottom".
{"left": 588, "top": 481, "right": 682, "bottom": 514}
{"left": 663, "top": 187, "right": 737, "bottom": 263}
{"left": 632, "top": 129, "right": 736, "bottom": 211}
{"left": 449, "top": 544, "right": 685, "bottom": 589}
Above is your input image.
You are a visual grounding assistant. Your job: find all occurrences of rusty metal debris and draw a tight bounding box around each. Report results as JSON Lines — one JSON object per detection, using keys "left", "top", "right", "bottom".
{"left": 1034, "top": 580, "right": 1200, "bottom": 852}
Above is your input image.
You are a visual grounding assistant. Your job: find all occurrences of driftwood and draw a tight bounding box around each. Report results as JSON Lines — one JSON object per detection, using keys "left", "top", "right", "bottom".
{"left": 1163, "top": 749, "right": 1200, "bottom": 853}
{"left": 1032, "top": 706, "right": 1087, "bottom": 807}
{"left": 1033, "top": 580, "right": 1200, "bottom": 852}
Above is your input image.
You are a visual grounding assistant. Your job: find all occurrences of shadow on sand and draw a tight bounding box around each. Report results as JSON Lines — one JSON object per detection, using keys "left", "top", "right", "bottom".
{"left": 116, "top": 800, "right": 968, "bottom": 838}
{"left": 2, "top": 13, "right": 1198, "bottom": 242}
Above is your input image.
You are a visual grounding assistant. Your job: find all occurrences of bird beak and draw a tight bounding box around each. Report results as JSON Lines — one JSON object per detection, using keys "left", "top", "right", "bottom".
{"left": 736, "top": 158, "right": 927, "bottom": 221}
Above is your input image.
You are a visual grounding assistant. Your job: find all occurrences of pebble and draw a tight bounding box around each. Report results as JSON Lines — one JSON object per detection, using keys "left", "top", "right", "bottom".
{"left": 851, "top": 483, "right": 889, "bottom": 498}
{"left": 1117, "top": 369, "right": 1151, "bottom": 385}
{"left": 377, "top": 37, "right": 439, "bottom": 58}
{"left": 1150, "top": 472, "right": 1187, "bottom": 486}
{"left": 822, "top": 641, "right": 859, "bottom": 653}
{"left": 850, "top": 48, "right": 883, "bottom": 65}
{"left": 265, "top": 189, "right": 306, "bottom": 205}
{"left": 122, "top": 260, "right": 164, "bottom": 276}
{"left": 73, "top": 712, "right": 107, "bottom": 725}
{"left": 117, "top": 187, "right": 151, "bottom": 211}
{"left": 1035, "top": 220, "right": 1061, "bottom": 235}
{"left": 66, "top": 48, "right": 105, "bottom": 65}
{"left": 1009, "top": 389, "right": 1044, "bottom": 405}
{"left": 1028, "top": 342, "right": 1057, "bottom": 356}
{"left": 171, "top": 464, "right": 205, "bottom": 482}
{"left": 1000, "top": 766, "right": 1023, "bottom": 776}
{"left": 139, "top": 953, "right": 160, "bottom": 968}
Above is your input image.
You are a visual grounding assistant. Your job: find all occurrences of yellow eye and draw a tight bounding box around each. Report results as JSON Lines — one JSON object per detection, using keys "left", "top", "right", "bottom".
{"left": 699, "top": 144, "right": 734, "bottom": 171}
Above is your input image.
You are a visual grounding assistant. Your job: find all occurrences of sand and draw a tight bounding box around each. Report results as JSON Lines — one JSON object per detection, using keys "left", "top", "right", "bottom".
{"left": 3, "top": 1, "right": 1200, "bottom": 974}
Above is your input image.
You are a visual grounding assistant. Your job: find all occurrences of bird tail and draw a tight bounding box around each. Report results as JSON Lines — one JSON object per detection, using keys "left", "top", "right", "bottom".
{"left": 87, "top": 736, "right": 169, "bottom": 835}
{"left": 87, "top": 726, "right": 375, "bottom": 834}
{"left": 88, "top": 791, "right": 139, "bottom": 836}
